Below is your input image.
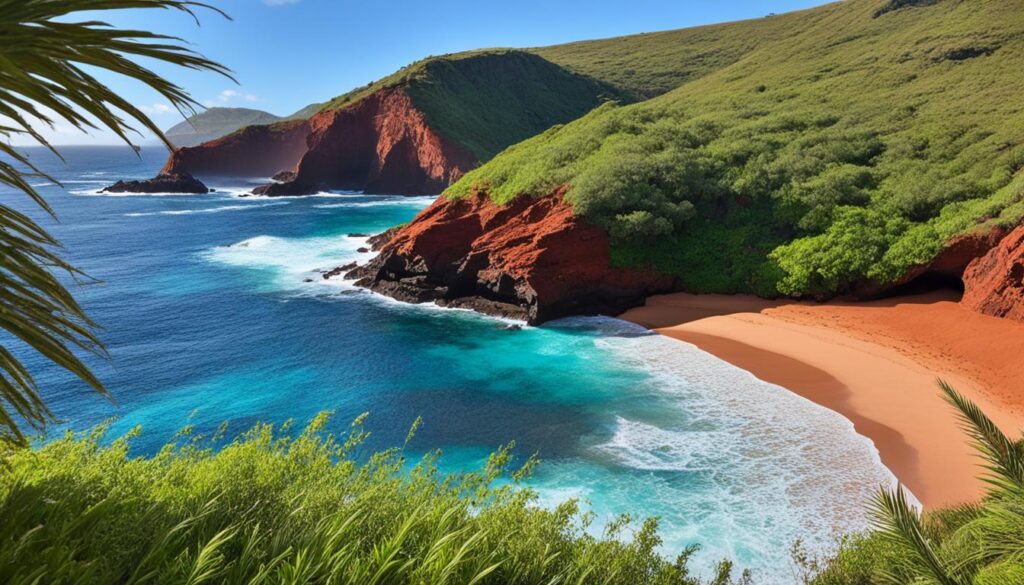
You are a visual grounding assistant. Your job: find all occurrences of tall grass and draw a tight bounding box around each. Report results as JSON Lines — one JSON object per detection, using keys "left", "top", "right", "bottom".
{"left": 0, "top": 413, "right": 749, "bottom": 584}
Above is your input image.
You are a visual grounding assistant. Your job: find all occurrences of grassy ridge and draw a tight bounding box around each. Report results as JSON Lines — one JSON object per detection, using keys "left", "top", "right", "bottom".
{"left": 448, "top": 0, "right": 1024, "bottom": 296}
{"left": 403, "top": 51, "right": 622, "bottom": 161}
{"left": 297, "top": 51, "right": 622, "bottom": 161}
{"left": 0, "top": 415, "right": 749, "bottom": 585}
{"left": 530, "top": 8, "right": 811, "bottom": 100}
{"left": 238, "top": 6, "right": 834, "bottom": 166}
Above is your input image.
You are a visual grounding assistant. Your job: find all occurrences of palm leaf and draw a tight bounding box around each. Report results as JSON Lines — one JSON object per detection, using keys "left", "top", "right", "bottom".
{"left": 0, "top": 0, "right": 232, "bottom": 445}
{"left": 870, "top": 486, "right": 964, "bottom": 585}
{"left": 939, "top": 379, "right": 1024, "bottom": 496}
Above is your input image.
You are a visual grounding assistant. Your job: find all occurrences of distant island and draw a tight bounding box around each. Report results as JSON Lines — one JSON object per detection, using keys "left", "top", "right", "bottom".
{"left": 164, "top": 107, "right": 284, "bottom": 148}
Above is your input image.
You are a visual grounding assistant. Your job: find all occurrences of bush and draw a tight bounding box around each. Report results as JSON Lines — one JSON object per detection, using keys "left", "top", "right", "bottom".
{"left": 0, "top": 414, "right": 750, "bottom": 585}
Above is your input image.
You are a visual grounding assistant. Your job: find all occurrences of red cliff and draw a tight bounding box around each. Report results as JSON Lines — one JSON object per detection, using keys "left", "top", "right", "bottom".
{"left": 163, "top": 119, "right": 310, "bottom": 178}
{"left": 163, "top": 88, "right": 478, "bottom": 196}
{"left": 962, "top": 223, "right": 1024, "bottom": 321}
{"left": 350, "top": 191, "right": 675, "bottom": 324}
{"left": 263, "top": 88, "right": 477, "bottom": 196}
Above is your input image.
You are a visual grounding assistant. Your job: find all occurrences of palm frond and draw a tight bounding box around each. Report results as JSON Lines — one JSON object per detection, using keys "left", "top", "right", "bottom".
{"left": 869, "top": 486, "right": 963, "bottom": 585}
{"left": 939, "top": 379, "right": 1024, "bottom": 496}
{"left": 0, "top": 0, "right": 232, "bottom": 445}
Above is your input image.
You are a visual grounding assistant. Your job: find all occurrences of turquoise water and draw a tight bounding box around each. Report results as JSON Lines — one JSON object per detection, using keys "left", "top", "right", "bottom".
{"left": 2, "top": 147, "right": 897, "bottom": 580}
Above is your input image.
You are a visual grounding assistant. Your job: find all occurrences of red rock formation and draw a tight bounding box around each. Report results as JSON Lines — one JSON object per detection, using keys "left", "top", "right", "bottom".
{"left": 962, "top": 223, "right": 1024, "bottom": 321}
{"left": 163, "top": 88, "right": 477, "bottom": 196}
{"left": 163, "top": 119, "right": 310, "bottom": 178}
{"left": 264, "top": 88, "right": 477, "bottom": 196}
{"left": 351, "top": 191, "right": 675, "bottom": 324}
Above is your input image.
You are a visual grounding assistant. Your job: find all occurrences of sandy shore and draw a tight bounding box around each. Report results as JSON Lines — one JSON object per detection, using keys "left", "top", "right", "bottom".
{"left": 619, "top": 291, "right": 1024, "bottom": 509}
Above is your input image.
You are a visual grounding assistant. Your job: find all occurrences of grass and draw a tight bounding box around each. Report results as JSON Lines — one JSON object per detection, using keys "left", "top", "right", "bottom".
{"left": 448, "top": 0, "right": 1024, "bottom": 297}
{"left": 0, "top": 413, "right": 751, "bottom": 585}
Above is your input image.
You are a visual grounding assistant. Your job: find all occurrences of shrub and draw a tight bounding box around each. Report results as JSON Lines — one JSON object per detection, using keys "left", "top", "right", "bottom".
{"left": 0, "top": 414, "right": 750, "bottom": 585}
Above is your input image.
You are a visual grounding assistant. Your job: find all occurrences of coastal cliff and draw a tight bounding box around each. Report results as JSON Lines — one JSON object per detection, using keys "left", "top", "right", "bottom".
{"left": 163, "top": 119, "right": 310, "bottom": 178}
{"left": 355, "top": 200, "right": 1024, "bottom": 325}
{"left": 350, "top": 191, "right": 674, "bottom": 324}
{"left": 159, "top": 51, "right": 616, "bottom": 195}
{"left": 261, "top": 88, "right": 478, "bottom": 196}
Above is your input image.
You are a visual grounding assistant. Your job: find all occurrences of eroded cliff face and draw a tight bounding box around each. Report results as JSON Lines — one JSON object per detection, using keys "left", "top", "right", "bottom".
{"left": 962, "top": 224, "right": 1024, "bottom": 321}
{"left": 350, "top": 191, "right": 675, "bottom": 324}
{"left": 353, "top": 191, "right": 1024, "bottom": 326}
{"left": 163, "top": 119, "right": 310, "bottom": 178}
{"left": 264, "top": 88, "right": 477, "bottom": 196}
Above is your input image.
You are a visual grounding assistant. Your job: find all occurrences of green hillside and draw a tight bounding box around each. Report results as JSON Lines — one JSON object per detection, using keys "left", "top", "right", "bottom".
{"left": 448, "top": 0, "right": 1024, "bottom": 297}
{"left": 233, "top": 8, "right": 833, "bottom": 162}
{"left": 166, "top": 107, "right": 280, "bottom": 147}
{"left": 306, "top": 51, "right": 618, "bottom": 160}
{"left": 530, "top": 8, "right": 813, "bottom": 100}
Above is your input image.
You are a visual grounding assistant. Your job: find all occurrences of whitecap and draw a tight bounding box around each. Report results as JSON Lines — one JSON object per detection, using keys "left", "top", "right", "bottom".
{"left": 72, "top": 188, "right": 200, "bottom": 197}
{"left": 314, "top": 196, "right": 436, "bottom": 209}
{"left": 124, "top": 202, "right": 288, "bottom": 217}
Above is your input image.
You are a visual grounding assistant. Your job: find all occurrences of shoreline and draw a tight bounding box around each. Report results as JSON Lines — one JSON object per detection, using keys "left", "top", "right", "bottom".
{"left": 619, "top": 291, "right": 1024, "bottom": 509}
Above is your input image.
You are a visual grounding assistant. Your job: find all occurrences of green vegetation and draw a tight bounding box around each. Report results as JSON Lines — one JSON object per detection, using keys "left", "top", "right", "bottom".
{"left": 316, "top": 50, "right": 620, "bottom": 161}
{"left": 166, "top": 107, "right": 281, "bottom": 148}
{"left": 0, "top": 413, "right": 751, "bottom": 585}
{"left": 530, "top": 8, "right": 812, "bottom": 100}
{"left": 449, "top": 0, "right": 1024, "bottom": 297}
{"left": 0, "top": 0, "right": 229, "bottom": 445}
{"left": 808, "top": 381, "right": 1024, "bottom": 584}
{"left": 298, "top": 10, "right": 826, "bottom": 161}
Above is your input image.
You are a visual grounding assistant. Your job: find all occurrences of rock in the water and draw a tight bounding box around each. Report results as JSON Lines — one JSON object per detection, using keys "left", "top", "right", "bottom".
{"left": 322, "top": 262, "right": 359, "bottom": 280}
{"left": 357, "top": 247, "right": 370, "bottom": 253}
{"left": 271, "top": 170, "right": 297, "bottom": 182}
{"left": 251, "top": 180, "right": 328, "bottom": 197}
{"left": 102, "top": 172, "right": 209, "bottom": 194}
{"left": 348, "top": 233, "right": 370, "bottom": 238}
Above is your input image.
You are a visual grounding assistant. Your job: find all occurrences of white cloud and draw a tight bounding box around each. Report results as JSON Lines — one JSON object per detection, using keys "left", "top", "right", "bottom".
{"left": 138, "top": 103, "right": 174, "bottom": 115}
{"left": 264, "top": 0, "right": 300, "bottom": 5}
{"left": 203, "top": 89, "right": 259, "bottom": 108}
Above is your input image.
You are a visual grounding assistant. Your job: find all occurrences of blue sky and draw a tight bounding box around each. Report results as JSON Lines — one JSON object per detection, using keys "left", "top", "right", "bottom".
{"left": 24, "top": 0, "right": 831, "bottom": 145}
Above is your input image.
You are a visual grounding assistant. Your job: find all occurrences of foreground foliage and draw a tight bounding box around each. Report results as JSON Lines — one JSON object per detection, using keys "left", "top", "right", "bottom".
{"left": 449, "top": 0, "right": 1024, "bottom": 297}
{"left": 0, "top": 0, "right": 229, "bottom": 445}
{"left": 0, "top": 413, "right": 750, "bottom": 585}
{"left": 811, "top": 381, "right": 1024, "bottom": 584}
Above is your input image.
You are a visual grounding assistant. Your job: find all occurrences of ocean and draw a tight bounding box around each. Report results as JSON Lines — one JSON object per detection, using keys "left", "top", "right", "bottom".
{"left": 1, "top": 146, "right": 897, "bottom": 580}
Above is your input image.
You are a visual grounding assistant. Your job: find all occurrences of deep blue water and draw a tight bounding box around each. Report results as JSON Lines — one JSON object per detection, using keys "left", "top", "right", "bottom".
{"left": 1, "top": 146, "right": 897, "bottom": 580}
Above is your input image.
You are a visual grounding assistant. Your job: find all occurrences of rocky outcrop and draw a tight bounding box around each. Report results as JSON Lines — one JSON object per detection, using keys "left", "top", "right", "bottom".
{"left": 102, "top": 172, "right": 209, "bottom": 194}
{"left": 163, "top": 119, "right": 310, "bottom": 178}
{"left": 162, "top": 87, "right": 477, "bottom": 197}
{"left": 962, "top": 224, "right": 1024, "bottom": 321}
{"left": 350, "top": 191, "right": 674, "bottom": 324}
{"left": 262, "top": 88, "right": 477, "bottom": 196}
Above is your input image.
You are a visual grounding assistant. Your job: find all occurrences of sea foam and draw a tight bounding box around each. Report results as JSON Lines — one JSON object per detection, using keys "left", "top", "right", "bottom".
{"left": 524, "top": 317, "right": 908, "bottom": 580}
